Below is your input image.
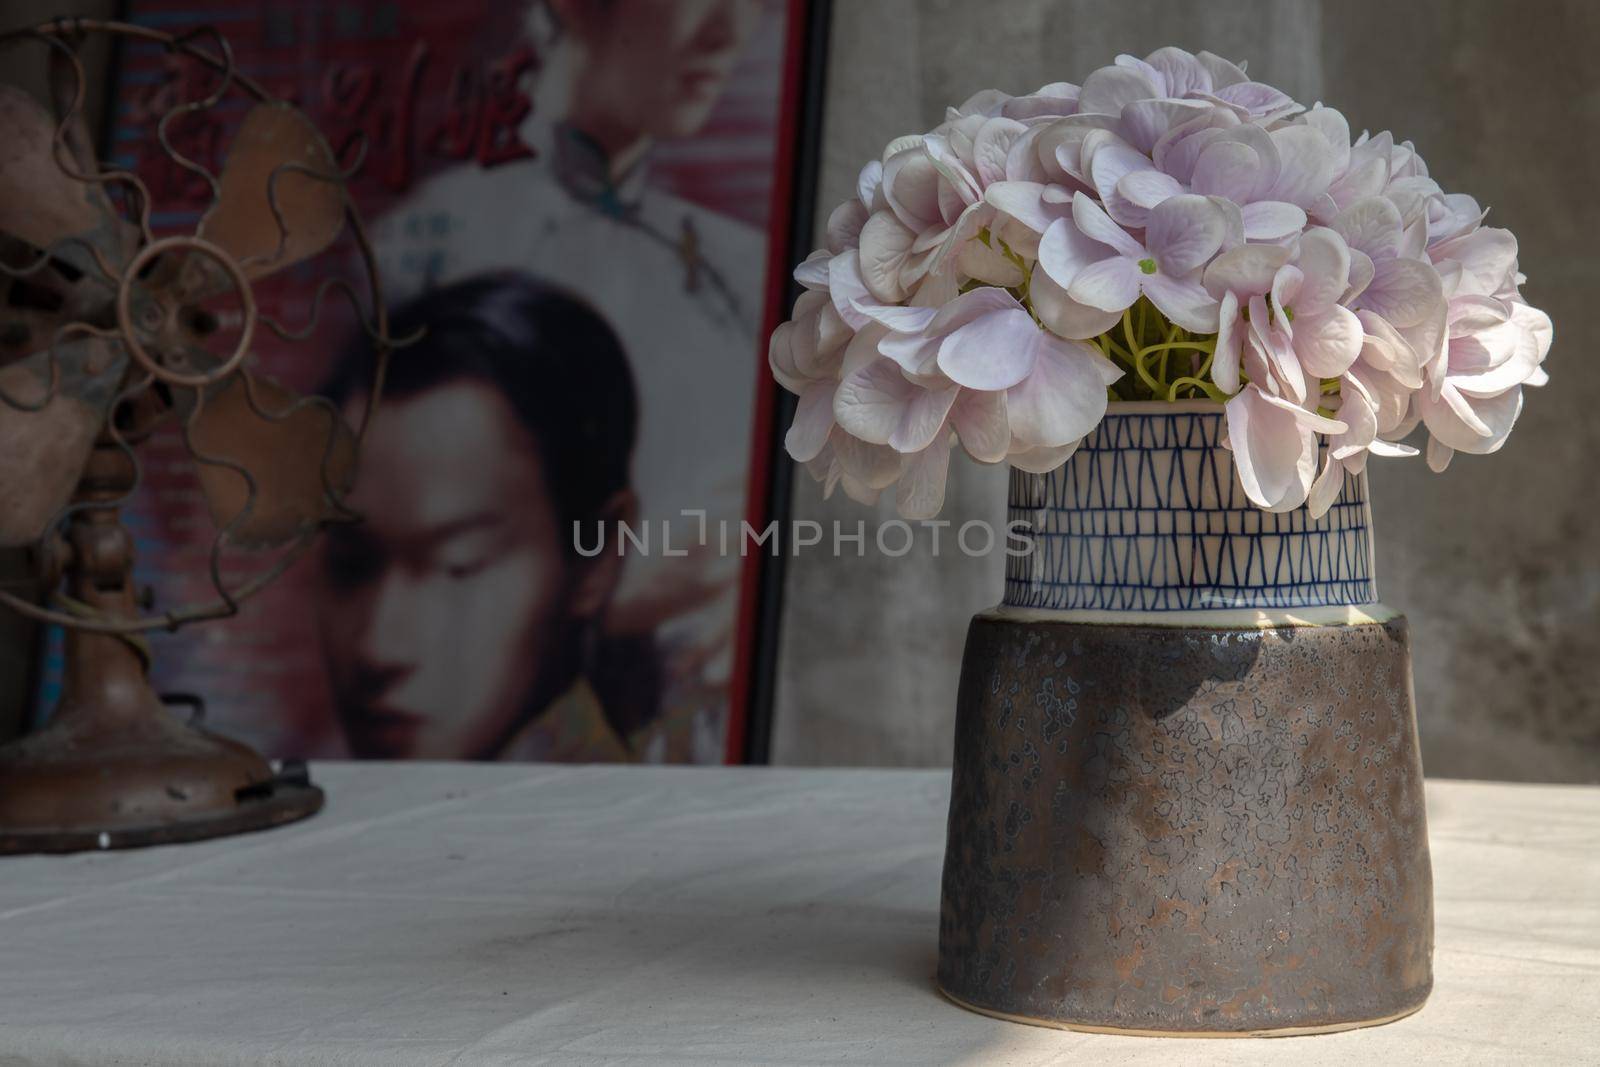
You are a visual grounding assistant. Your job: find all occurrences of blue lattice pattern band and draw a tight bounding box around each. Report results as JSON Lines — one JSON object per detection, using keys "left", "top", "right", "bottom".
{"left": 1004, "top": 405, "right": 1377, "bottom": 612}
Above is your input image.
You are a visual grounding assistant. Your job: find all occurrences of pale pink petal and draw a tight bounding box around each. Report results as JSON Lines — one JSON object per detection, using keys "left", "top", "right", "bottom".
{"left": 1117, "top": 168, "right": 1185, "bottom": 210}
{"left": 973, "top": 117, "right": 1028, "bottom": 187}
{"left": 893, "top": 382, "right": 962, "bottom": 453}
{"left": 1266, "top": 125, "right": 1337, "bottom": 209}
{"left": 1425, "top": 433, "right": 1453, "bottom": 473}
{"left": 1030, "top": 267, "right": 1123, "bottom": 340}
{"left": 1119, "top": 98, "right": 1210, "bottom": 154}
{"left": 825, "top": 199, "right": 869, "bottom": 254}
{"left": 951, "top": 389, "right": 1011, "bottom": 463}
{"left": 924, "top": 133, "right": 982, "bottom": 205}
{"left": 831, "top": 431, "right": 902, "bottom": 490}
{"left": 936, "top": 308, "right": 1043, "bottom": 390}
{"left": 1202, "top": 243, "right": 1289, "bottom": 298}
{"left": 1344, "top": 248, "right": 1375, "bottom": 304}
{"left": 1078, "top": 65, "right": 1158, "bottom": 114}
{"left": 1071, "top": 192, "right": 1144, "bottom": 256}
{"left": 1067, "top": 255, "right": 1141, "bottom": 312}
{"left": 1004, "top": 335, "right": 1120, "bottom": 448}
{"left": 1430, "top": 226, "right": 1518, "bottom": 298}
{"left": 793, "top": 250, "right": 830, "bottom": 290}
{"left": 768, "top": 321, "right": 806, "bottom": 394}
{"left": 1190, "top": 140, "right": 1260, "bottom": 201}
{"left": 833, "top": 360, "right": 910, "bottom": 445}
{"left": 1293, "top": 227, "right": 1352, "bottom": 315}
{"left": 1007, "top": 440, "right": 1080, "bottom": 474}
{"left": 876, "top": 333, "right": 939, "bottom": 377}
{"left": 786, "top": 381, "right": 837, "bottom": 462}
{"left": 1369, "top": 439, "right": 1419, "bottom": 458}
{"left": 838, "top": 469, "right": 882, "bottom": 507}
{"left": 1306, "top": 453, "right": 1345, "bottom": 519}
{"left": 856, "top": 159, "right": 883, "bottom": 209}
{"left": 1145, "top": 194, "right": 1225, "bottom": 276}
{"left": 1353, "top": 316, "right": 1419, "bottom": 394}
{"left": 1361, "top": 257, "right": 1444, "bottom": 328}
{"left": 1347, "top": 357, "right": 1414, "bottom": 432}
{"left": 1214, "top": 81, "right": 1299, "bottom": 121}
{"left": 1143, "top": 47, "right": 1213, "bottom": 97}
{"left": 896, "top": 433, "right": 953, "bottom": 519}
{"left": 1249, "top": 293, "right": 1306, "bottom": 402}
{"left": 1208, "top": 194, "right": 1245, "bottom": 250}
{"left": 1400, "top": 302, "right": 1449, "bottom": 384}
{"left": 1002, "top": 83, "right": 1080, "bottom": 121}
{"left": 1302, "top": 105, "right": 1351, "bottom": 173}
{"left": 1450, "top": 320, "right": 1544, "bottom": 398}
{"left": 1036, "top": 114, "right": 1119, "bottom": 183}
{"left": 1037, "top": 215, "right": 1110, "bottom": 290}
{"left": 921, "top": 200, "right": 989, "bottom": 277}
{"left": 863, "top": 293, "right": 938, "bottom": 334}
{"left": 1002, "top": 126, "right": 1048, "bottom": 182}
{"left": 857, "top": 211, "right": 917, "bottom": 303}
{"left": 827, "top": 251, "right": 874, "bottom": 330}
{"left": 957, "top": 237, "right": 1026, "bottom": 287}
{"left": 1141, "top": 272, "right": 1221, "bottom": 333}
{"left": 927, "top": 285, "right": 1025, "bottom": 334}
{"left": 841, "top": 323, "right": 890, "bottom": 378}
{"left": 984, "top": 181, "right": 1062, "bottom": 234}
{"left": 882, "top": 147, "right": 943, "bottom": 230}
{"left": 1213, "top": 292, "right": 1243, "bottom": 393}
{"left": 1113, "top": 55, "right": 1165, "bottom": 93}
{"left": 1239, "top": 200, "right": 1306, "bottom": 241}
{"left": 833, "top": 359, "right": 959, "bottom": 454}
{"left": 1196, "top": 51, "right": 1249, "bottom": 90}
{"left": 1088, "top": 139, "right": 1155, "bottom": 213}
{"left": 1269, "top": 265, "right": 1304, "bottom": 338}
{"left": 1224, "top": 385, "right": 1318, "bottom": 512}
{"left": 1329, "top": 377, "right": 1378, "bottom": 459}
{"left": 1331, "top": 196, "right": 1402, "bottom": 260}
{"left": 1419, "top": 383, "right": 1522, "bottom": 453}
{"left": 1511, "top": 301, "right": 1554, "bottom": 364}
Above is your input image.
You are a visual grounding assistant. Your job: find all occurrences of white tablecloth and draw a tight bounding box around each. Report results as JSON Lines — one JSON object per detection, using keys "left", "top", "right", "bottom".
{"left": 0, "top": 764, "right": 1595, "bottom": 1066}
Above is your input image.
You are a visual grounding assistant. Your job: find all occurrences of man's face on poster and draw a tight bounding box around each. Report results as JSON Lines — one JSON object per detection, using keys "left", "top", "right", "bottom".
{"left": 317, "top": 381, "right": 572, "bottom": 759}
{"left": 560, "top": 0, "right": 763, "bottom": 140}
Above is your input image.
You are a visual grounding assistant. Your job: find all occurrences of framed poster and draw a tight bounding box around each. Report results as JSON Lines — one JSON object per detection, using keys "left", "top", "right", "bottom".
{"left": 34, "top": 0, "right": 825, "bottom": 764}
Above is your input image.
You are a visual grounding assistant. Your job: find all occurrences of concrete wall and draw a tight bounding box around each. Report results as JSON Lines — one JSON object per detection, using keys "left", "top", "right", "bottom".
{"left": 772, "top": 0, "right": 1600, "bottom": 782}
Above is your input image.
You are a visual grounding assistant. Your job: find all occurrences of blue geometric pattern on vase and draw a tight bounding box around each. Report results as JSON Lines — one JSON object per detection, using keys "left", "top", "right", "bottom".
{"left": 1004, "top": 408, "right": 1377, "bottom": 612}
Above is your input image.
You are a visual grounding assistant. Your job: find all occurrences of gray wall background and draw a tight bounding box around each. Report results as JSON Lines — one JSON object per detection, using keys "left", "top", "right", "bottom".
{"left": 772, "top": 0, "right": 1600, "bottom": 782}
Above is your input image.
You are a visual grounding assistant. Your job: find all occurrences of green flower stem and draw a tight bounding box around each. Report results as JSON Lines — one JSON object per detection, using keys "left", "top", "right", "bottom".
{"left": 1123, "top": 306, "right": 1165, "bottom": 397}
{"left": 1139, "top": 339, "right": 1217, "bottom": 355}
{"left": 1168, "top": 375, "right": 1231, "bottom": 402}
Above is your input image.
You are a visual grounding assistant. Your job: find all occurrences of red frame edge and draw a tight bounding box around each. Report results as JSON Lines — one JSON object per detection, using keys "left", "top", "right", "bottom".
{"left": 724, "top": 0, "right": 810, "bottom": 764}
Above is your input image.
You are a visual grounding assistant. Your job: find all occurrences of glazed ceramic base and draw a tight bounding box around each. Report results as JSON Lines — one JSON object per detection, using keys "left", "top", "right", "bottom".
{"left": 937, "top": 984, "right": 1427, "bottom": 1038}
{"left": 937, "top": 608, "right": 1435, "bottom": 1036}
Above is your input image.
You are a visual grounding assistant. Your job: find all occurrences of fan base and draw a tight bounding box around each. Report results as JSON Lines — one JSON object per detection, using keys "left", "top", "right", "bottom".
{"left": 0, "top": 711, "right": 324, "bottom": 855}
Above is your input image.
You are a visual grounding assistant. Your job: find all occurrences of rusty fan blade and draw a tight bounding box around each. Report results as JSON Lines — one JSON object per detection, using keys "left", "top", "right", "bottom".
{"left": 0, "top": 336, "right": 126, "bottom": 546}
{"left": 0, "top": 234, "right": 119, "bottom": 365}
{"left": 0, "top": 86, "right": 124, "bottom": 275}
{"left": 186, "top": 368, "right": 355, "bottom": 549}
{"left": 196, "top": 103, "right": 346, "bottom": 285}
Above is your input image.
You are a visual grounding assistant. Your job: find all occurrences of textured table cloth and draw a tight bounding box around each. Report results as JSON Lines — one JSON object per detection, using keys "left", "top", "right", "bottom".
{"left": 0, "top": 764, "right": 1595, "bottom": 1065}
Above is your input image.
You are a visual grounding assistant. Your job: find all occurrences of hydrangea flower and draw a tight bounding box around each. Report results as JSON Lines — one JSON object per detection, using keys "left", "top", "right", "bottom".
{"left": 768, "top": 47, "right": 1552, "bottom": 517}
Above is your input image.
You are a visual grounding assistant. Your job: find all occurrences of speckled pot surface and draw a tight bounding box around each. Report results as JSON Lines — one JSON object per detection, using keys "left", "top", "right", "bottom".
{"left": 937, "top": 612, "right": 1433, "bottom": 1035}
{"left": 936, "top": 408, "right": 1434, "bottom": 1036}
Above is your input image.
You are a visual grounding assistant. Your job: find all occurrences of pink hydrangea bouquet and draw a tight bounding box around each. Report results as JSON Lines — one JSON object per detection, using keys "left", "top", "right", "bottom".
{"left": 770, "top": 47, "right": 1552, "bottom": 518}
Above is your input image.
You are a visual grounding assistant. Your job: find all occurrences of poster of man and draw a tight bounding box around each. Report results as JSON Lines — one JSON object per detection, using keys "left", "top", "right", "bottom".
{"left": 35, "top": 0, "right": 804, "bottom": 764}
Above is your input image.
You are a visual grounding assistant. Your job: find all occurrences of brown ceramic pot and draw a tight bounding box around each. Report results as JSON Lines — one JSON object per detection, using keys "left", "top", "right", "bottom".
{"left": 936, "top": 404, "right": 1434, "bottom": 1036}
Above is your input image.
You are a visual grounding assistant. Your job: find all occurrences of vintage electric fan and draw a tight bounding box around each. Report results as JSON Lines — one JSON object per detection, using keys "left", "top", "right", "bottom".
{"left": 0, "top": 20, "right": 397, "bottom": 852}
